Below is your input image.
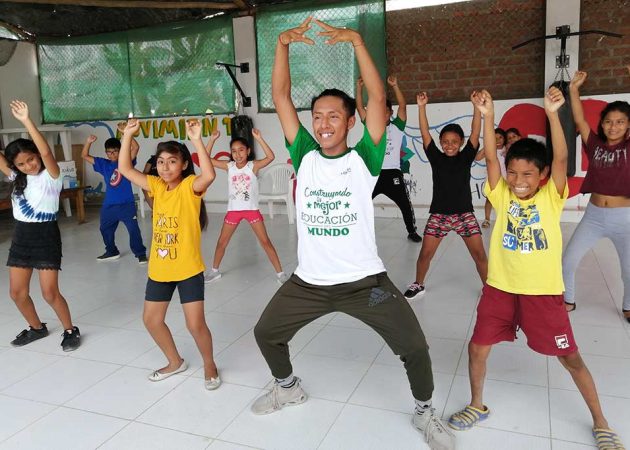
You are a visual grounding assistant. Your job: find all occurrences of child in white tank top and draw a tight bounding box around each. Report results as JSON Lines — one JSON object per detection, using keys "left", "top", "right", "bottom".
{"left": 204, "top": 128, "right": 288, "bottom": 284}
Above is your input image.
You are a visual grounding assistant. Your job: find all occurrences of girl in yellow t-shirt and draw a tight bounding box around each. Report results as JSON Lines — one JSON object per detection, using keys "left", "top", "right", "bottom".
{"left": 118, "top": 118, "right": 221, "bottom": 391}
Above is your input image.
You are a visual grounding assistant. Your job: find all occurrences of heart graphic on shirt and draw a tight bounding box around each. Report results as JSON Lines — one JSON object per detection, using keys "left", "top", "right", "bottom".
{"left": 157, "top": 248, "right": 169, "bottom": 258}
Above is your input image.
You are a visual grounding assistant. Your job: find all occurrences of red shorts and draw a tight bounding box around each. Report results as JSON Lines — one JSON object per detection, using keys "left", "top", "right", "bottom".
{"left": 423, "top": 212, "right": 481, "bottom": 238}
{"left": 224, "top": 210, "right": 263, "bottom": 225}
{"left": 471, "top": 284, "right": 578, "bottom": 356}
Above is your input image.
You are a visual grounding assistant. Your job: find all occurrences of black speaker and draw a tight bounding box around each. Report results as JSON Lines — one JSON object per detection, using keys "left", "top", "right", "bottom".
{"left": 546, "top": 81, "right": 577, "bottom": 176}
{"left": 231, "top": 115, "right": 254, "bottom": 153}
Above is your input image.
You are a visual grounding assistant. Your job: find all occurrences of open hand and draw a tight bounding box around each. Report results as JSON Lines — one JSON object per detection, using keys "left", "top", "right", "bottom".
{"left": 279, "top": 17, "right": 314, "bottom": 46}
{"left": 252, "top": 128, "right": 262, "bottom": 140}
{"left": 10, "top": 100, "right": 29, "bottom": 122}
{"left": 209, "top": 129, "right": 220, "bottom": 141}
{"left": 544, "top": 86, "right": 565, "bottom": 113}
{"left": 315, "top": 19, "right": 361, "bottom": 46}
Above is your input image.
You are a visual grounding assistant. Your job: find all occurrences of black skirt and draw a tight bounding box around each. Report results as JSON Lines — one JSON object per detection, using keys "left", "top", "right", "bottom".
{"left": 7, "top": 220, "right": 62, "bottom": 270}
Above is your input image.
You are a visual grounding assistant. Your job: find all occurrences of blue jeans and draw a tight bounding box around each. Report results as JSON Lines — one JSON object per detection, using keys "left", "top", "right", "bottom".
{"left": 100, "top": 202, "right": 146, "bottom": 258}
{"left": 562, "top": 203, "right": 630, "bottom": 310}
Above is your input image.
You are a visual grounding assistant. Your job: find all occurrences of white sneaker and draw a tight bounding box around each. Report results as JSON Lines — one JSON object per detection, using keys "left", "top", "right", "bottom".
{"left": 413, "top": 408, "right": 456, "bottom": 450}
{"left": 204, "top": 270, "right": 222, "bottom": 284}
{"left": 251, "top": 378, "right": 308, "bottom": 415}
{"left": 276, "top": 272, "right": 290, "bottom": 284}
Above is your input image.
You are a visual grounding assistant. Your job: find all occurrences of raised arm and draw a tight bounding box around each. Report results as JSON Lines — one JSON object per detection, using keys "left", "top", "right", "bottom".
{"left": 119, "top": 119, "right": 149, "bottom": 191}
{"left": 10, "top": 100, "right": 59, "bottom": 179}
{"left": 316, "top": 20, "right": 386, "bottom": 144}
{"left": 187, "top": 119, "right": 216, "bottom": 194}
{"left": 205, "top": 129, "right": 228, "bottom": 171}
{"left": 469, "top": 91, "right": 482, "bottom": 148}
{"left": 472, "top": 90, "right": 499, "bottom": 189}
{"left": 568, "top": 70, "right": 591, "bottom": 144}
{"left": 251, "top": 128, "right": 276, "bottom": 174}
{"left": 81, "top": 135, "right": 96, "bottom": 165}
{"left": 417, "top": 92, "right": 432, "bottom": 148}
{"left": 474, "top": 147, "right": 486, "bottom": 161}
{"left": 388, "top": 75, "right": 407, "bottom": 122}
{"left": 355, "top": 77, "right": 367, "bottom": 122}
{"left": 272, "top": 17, "right": 314, "bottom": 145}
{"left": 545, "top": 86, "right": 568, "bottom": 195}
{"left": 0, "top": 152, "right": 11, "bottom": 177}
{"left": 117, "top": 122, "right": 139, "bottom": 159}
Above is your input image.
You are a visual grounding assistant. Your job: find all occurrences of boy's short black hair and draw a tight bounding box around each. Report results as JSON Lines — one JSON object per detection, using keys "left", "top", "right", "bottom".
{"left": 439, "top": 123, "right": 465, "bottom": 141}
{"left": 597, "top": 100, "right": 630, "bottom": 140}
{"left": 104, "top": 137, "right": 121, "bottom": 150}
{"left": 311, "top": 89, "right": 356, "bottom": 119}
{"left": 505, "top": 138, "right": 548, "bottom": 172}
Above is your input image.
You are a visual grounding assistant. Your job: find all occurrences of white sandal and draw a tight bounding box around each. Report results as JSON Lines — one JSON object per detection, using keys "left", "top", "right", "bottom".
{"left": 205, "top": 374, "right": 222, "bottom": 391}
{"left": 148, "top": 360, "right": 188, "bottom": 382}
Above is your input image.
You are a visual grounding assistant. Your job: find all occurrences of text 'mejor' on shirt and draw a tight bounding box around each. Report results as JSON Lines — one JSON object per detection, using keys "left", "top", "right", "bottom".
{"left": 485, "top": 178, "right": 568, "bottom": 295}
{"left": 425, "top": 139, "right": 478, "bottom": 214}
{"left": 146, "top": 174, "right": 205, "bottom": 282}
{"left": 287, "top": 124, "right": 387, "bottom": 286}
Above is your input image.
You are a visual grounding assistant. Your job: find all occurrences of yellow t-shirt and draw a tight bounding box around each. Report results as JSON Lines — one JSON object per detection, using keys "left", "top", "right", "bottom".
{"left": 485, "top": 178, "right": 568, "bottom": 295}
{"left": 147, "top": 175, "right": 205, "bottom": 282}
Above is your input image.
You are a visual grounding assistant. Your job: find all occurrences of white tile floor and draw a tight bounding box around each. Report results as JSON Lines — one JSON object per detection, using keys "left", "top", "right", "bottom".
{"left": 0, "top": 208, "right": 629, "bottom": 450}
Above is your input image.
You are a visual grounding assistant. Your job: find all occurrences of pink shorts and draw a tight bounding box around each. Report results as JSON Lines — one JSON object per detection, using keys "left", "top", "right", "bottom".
{"left": 224, "top": 210, "right": 263, "bottom": 225}
{"left": 471, "top": 284, "right": 578, "bottom": 356}
{"left": 423, "top": 212, "right": 481, "bottom": 238}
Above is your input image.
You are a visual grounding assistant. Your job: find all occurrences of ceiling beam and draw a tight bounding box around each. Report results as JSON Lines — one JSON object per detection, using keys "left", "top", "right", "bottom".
{"left": 1, "top": 0, "right": 239, "bottom": 9}
{"left": 232, "top": 0, "right": 249, "bottom": 9}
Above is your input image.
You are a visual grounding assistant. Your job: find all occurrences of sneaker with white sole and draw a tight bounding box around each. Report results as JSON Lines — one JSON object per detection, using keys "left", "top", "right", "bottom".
{"left": 204, "top": 270, "right": 222, "bottom": 284}
{"left": 413, "top": 408, "right": 456, "bottom": 450}
{"left": 251, "top": 378, "right": 308, "bottom": 415}
{"left": 404, "top": 282, "right": 426, "bottom": 300}
{"left": 96, "top": 251, "right": 120, "bottom": 262}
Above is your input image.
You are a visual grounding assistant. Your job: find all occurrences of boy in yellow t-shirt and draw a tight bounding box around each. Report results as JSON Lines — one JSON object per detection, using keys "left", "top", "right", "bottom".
{"left": 447, "top": 89, "right": 624, "bottom": 450}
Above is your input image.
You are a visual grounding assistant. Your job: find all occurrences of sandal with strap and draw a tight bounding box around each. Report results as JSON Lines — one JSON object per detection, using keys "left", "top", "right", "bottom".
{"left": 593, "top": 427, "right": 625, "bottom": 450}
{"left": 447, "top": 405, "right": 490, "bottom": 431}
{"left": 565, "top": 301, "right": 577, "bottom": 312}
{"left": 623, "top": 309, "right": 630, "bottom": 324}
{"left": 481, "top": 220, "right": 490, "bottom": 228}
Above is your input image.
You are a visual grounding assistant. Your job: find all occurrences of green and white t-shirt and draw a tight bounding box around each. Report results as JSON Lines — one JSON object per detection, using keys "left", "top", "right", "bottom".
{"left": 288, "top": 124, "right": 387, "bottom": 285}
{"left": 382, "top": 117, "right": 406, "bottom": 170}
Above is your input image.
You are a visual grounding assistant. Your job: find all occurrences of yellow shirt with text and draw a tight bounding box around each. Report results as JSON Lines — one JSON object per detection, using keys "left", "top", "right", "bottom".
{"left": 147, "top": 175, "right": 205, "bottom": 282}
{"left": 485, "top": 178, "right": 568, "bottom": 295}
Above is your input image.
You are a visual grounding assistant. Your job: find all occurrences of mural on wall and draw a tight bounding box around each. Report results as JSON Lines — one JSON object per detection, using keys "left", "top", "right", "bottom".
{"left": 66, "top": 116, "right": 235, "bottom": 195}
{"left": 63, "top": 93, "right": 626, "bottom": 213}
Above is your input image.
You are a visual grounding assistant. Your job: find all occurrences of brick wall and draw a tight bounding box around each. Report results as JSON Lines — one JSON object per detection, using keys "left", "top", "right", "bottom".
{"left": 580, "top": 0, "right": 630, "bottom": 95}
{"left": 386, "top": 0, "right": 546, "bottom": 103}
{"left": 386, "top": 0, "right": 630, "bottom": 103}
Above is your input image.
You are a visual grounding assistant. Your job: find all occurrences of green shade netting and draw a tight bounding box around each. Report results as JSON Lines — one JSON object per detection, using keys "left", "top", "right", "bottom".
{"left": 38, "top": 17, "right": 234, "bottom": 123}
{"left": 256, "top": 0, "right": 386, "bottom": 112}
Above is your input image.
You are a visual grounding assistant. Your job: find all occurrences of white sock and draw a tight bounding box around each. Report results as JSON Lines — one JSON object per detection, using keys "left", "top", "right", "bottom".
{"left": 415, "top": 398, "right": 432, "bottom": 414}
{"left": 211, "top": 268, "right": 219, "bottom": 272}
{"left": 276, "top": 271, "right": 285, "bottom": 277}
{"left": 275, "top": 374, "right": 296, "bottom": 388}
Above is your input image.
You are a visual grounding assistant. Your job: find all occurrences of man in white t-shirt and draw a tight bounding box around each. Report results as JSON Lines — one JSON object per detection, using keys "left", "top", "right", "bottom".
{"left": 250, "top": 18, "right": 455, "bottom": 450}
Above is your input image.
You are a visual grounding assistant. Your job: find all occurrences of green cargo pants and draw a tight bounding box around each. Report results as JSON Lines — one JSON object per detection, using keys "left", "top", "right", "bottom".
{"left": 254, "top": 272, "right": 434, "bottom": 401}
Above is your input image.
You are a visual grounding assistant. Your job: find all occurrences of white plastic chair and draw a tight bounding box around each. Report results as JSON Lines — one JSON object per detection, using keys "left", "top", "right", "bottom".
{"left": 258, "top": 163, "right": 295, "bottom": 224}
